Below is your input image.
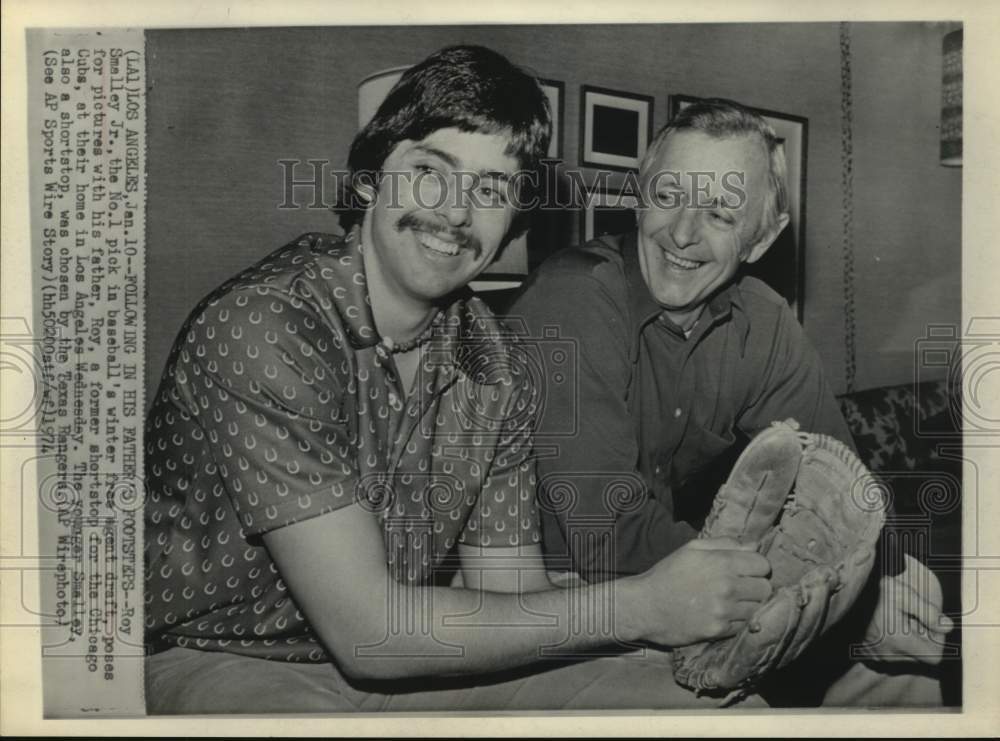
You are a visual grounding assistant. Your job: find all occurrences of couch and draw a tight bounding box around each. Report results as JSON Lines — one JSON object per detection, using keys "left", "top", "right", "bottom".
{"left": 836, "top": 378, "right": 962, "bottom": 705}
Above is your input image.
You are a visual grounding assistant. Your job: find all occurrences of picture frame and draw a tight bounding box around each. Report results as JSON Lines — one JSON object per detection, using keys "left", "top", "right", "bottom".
{"left": 668, "top": 95, "right": 808, "bottom": 322}
{"left": 580, "top": 85, "right": 654, "bottom": 171}
{"left": 539, "top": 78, "right": 565, "bottom": 160}
{"left": 581, "top": 185, "right": 640, "bottom": 242}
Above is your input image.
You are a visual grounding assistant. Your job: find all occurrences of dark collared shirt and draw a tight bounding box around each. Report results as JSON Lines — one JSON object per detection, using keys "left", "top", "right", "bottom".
{"left": 145, "top": 232, "right": 541, "bottom": 661}
{"left": 508, "top": 232, "right": 852, "bottom": 581}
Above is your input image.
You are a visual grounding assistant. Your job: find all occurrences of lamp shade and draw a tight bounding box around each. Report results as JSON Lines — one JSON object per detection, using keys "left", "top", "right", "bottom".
{"left": 941, "top": 29, "right": 962, "bottom": 167}
{"left": 356, "top": 65, "right": 528, "bottom": 288}
{"left": 357, "top": 66, "right": 409, "bottom": 129}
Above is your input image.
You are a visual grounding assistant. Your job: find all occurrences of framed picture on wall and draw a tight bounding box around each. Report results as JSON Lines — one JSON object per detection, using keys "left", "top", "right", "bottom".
{"left": 668, "top": 95, "right": 808, "bottom": 322}
{"left": 581, "top": 186, "right": 639, "bottom": 242}
{"left": 581, "top": 85, "right": 653, "bottom": 171}
{"left": 539, "top": 78, "right": 564, "bottom": 160}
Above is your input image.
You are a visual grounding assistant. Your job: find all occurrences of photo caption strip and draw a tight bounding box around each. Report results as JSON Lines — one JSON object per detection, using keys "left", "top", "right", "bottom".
{"left": 27, "top": 28, "right": 146, "bottom": 717}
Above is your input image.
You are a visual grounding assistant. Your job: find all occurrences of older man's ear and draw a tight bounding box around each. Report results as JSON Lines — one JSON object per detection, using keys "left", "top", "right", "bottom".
{"left": 744, "top": 212, "right": 791, "bottom": 264}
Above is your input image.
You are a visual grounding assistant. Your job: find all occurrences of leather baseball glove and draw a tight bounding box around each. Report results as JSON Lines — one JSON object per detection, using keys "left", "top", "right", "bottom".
{"left": 671, "top": 419, "right": 886, "bottom": 697}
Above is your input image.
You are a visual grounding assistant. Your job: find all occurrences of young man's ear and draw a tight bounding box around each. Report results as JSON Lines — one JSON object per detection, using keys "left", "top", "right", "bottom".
{"left": 744, "top": 212, "right": 791, "bottom": 264}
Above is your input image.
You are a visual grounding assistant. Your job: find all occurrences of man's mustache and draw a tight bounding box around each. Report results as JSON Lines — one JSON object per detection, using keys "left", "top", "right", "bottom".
{"left": 395, "top": 213, "right": 482, "bottom": 259}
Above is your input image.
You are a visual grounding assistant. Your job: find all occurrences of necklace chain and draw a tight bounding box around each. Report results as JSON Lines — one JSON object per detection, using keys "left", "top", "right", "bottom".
{"left": 383, "top": 309, "right": 444, "bottom": 354}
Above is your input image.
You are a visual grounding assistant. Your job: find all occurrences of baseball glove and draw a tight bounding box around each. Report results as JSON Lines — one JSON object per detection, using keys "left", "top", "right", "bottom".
{"left": 671, "top": 419, "right": 886, "bottom": 697}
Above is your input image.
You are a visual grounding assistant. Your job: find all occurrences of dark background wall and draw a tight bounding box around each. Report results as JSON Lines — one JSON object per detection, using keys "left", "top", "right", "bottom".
{"left": 145, "top": 22, "right": 962, "bottom": 400}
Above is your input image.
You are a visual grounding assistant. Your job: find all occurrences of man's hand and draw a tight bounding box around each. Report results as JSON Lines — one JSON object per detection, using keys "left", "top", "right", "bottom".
{"left": 631, "top": 537, "right": 773, "bottom": 648}
{"left": 859, "top": 554, "right": 954, "bottom": 665}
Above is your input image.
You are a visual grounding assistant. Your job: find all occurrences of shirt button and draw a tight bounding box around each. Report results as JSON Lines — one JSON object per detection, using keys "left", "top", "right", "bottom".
{"left": 673, "top": 408, "right": 683, "bottom": 418}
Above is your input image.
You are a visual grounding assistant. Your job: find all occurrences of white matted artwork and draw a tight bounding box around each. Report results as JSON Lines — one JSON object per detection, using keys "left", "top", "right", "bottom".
{"left": 581, "top": 85, "right": 653, "bottom": 171}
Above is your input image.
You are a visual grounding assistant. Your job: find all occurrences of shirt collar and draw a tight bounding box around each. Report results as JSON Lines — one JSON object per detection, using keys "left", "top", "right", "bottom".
{"left": 313, "top": 228, "right": 379, "bottom": 350}
{"left": 619, "top": 231, "right": 751, "bottom": 360}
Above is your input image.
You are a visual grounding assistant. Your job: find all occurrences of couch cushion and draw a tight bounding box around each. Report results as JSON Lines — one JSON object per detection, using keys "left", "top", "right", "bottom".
{"left": 836, "top": 379, "right": 956, "bottom": 473}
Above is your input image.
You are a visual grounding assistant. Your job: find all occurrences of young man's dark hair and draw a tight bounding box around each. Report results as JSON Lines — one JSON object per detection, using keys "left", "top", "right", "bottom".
{"left": 339, "top": 44, "right": 551, "bottom": 240}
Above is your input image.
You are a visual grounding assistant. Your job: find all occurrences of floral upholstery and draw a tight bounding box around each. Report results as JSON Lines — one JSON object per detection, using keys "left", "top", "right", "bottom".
{"left": 836, "top": 379, "right": 958, "bottom": 473}
{"left": 836, "top": 378, "right": 962, "bottom": 526}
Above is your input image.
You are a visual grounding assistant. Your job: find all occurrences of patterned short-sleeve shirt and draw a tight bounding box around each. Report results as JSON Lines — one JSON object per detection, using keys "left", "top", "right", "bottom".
{"left": 144, "top": 231, "right": 542, "bottom": 662}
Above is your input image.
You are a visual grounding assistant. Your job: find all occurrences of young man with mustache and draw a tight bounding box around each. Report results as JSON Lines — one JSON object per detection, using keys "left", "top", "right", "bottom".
{"left": 143, "top": 47, "right": 773, "bottom": 713}
{"left": 509, "top": 98, "right": 952, "bottom": 706}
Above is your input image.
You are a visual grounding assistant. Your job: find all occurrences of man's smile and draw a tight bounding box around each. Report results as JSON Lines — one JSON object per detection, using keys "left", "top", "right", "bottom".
{"left": 395, "top": 212, "right": 481, "bottom": 260}
{"left": 660, "top": 248, "right": 704, "bottom": 271}
{"left": 415, "top": 229, "right": 462, "bottom": 257}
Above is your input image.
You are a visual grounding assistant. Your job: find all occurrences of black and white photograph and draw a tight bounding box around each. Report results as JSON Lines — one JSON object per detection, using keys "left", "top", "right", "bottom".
{"left": 3, "top": 3, "right": 998, "bottom": 737}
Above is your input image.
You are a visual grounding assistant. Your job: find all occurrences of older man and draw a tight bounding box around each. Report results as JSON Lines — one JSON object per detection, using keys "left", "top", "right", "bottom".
{"left": 510, "top": 98, "right": 952, "bottom": 705}
{"left": 143, "top": 49, "right": 775, "bottom": 714}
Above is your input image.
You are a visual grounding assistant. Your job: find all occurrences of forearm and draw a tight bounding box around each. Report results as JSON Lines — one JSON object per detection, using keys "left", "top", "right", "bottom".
{"left": 345, "top": 574, "right": 646, "bottom": 680}
{"left": 265, "top": 505, "right": 653, "bottom": 682}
